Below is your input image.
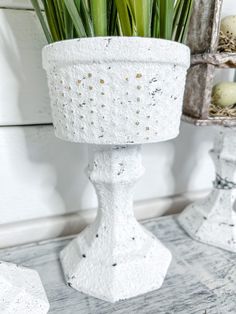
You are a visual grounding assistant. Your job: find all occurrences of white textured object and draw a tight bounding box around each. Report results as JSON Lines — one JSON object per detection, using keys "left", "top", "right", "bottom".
{"left": 43, "top": 37, "right": 190, "bottom": 145}
{"left": 0, "top": 261, "right": 49, "bottom": 313}
{"left": 43, "top": 37, "right": 190, "bottom": 302}
{"left": 60, "top": 145, "right": 172, "bottom": 302}
{"left": 179, "top": 126, "right": 236, "bottom": 252}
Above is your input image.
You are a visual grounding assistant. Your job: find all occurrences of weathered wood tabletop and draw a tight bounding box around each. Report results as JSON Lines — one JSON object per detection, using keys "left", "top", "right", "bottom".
{"left": 0, "top": 215, "right": 235, "bottom": 314}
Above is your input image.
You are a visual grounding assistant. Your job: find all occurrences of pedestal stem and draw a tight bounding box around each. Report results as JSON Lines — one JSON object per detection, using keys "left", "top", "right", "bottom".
{"left": 87, "top": 145, "right": 144, "bottom": 226}
{"left": 60, "top": 144, "right": 171, "bottom": 302}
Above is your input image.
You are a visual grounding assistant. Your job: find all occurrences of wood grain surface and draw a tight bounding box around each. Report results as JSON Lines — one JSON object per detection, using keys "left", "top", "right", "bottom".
{"left": 0, "top": 215, "right": 235, "bottom": 313}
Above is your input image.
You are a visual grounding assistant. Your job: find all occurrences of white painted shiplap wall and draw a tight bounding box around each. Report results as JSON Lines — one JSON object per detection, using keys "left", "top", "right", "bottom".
{"left": 0, "top": 0, "right": 40, "bottom": 9}
{"left": 0, "top": 0, "right": 234, "bottom": 246}
{"left": 0, "top": 8, "right": 50, "bottom": 124}
{"left": 0, "top": 123, "right": 215, "bottom": 225}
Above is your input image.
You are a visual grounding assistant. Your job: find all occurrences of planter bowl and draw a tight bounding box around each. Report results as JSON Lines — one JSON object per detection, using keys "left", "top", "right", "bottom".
{"left": 43, "top": 37, "right": 190, "bottom": 145}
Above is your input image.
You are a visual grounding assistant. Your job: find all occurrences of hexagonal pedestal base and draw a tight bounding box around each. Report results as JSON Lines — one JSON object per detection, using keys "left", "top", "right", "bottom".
{"left": 0, "top": 261, "right": 49, "bottom": 313}
{"left": 178, "top": 192, "right": 236, "bottom": 252}
{"left": 60, "top": 222, "right": 171, "bottom": 302}
{"left": 179, "top": 127, "right": 236, "bottom": 253}
{"left": 60, "top": 145, "right": 171, "bottom": 302}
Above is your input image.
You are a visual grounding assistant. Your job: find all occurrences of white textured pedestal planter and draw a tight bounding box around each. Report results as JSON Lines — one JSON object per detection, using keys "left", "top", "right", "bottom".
{"left": 179, "top": 127, "right": 236, "bottom": 252}
{"left": 0, "top": 261, "right": 49, "bottom": 313}
{"left": 43, "top": 37, "right": 190, "bottom": 302}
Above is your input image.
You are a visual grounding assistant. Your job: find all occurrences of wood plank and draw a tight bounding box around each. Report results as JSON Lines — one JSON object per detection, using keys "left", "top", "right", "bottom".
{"left": 0, "top": 9, "right": 50, "bottom": 125}
{"left": 0, "top": 0, "right": 35, "bottom": 10}
{"left": 186, "top": 0, "right": 223, "bottom": 54}
{"left": 0, "top": 216, "right": 235, "bottom": 313}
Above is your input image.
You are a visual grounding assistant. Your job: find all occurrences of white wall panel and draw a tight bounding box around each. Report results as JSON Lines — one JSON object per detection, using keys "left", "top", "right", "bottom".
{"left": 0, "top": 122, "right": 215, "bottom": 225}
{"left": 0, "top": 0, "right": 34, "bottom": 9}
{"left": 221, "top": 0, "right": 236, "bottom": 18}
{"left": 0, "top": 9, "right": 50, "bottom": 125}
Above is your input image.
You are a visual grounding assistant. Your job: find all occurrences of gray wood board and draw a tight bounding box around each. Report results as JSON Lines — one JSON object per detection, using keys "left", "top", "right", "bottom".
{"left": 0, "top": 216, "right": 235, "bottom": 314}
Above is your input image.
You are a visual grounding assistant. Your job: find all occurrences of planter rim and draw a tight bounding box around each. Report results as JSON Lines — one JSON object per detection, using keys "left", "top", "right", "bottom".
{"left": 42, "top": 36, "right": 190, "bottom": 69}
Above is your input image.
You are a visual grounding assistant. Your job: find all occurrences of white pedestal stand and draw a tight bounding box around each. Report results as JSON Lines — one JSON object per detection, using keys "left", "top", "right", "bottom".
{"left": 42, "top": 37, "right": 190, "bottom": 302}
{"left": 0, "top": 261, "right": 49, "bottom": 313}
{"left": 178, "top": 126, "right": 236, "bottom": 252}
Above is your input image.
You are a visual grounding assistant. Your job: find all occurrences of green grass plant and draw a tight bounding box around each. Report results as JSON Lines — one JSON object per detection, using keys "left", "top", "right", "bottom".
{"left": 31, "top": 0, "right": 194, "bottom": 44}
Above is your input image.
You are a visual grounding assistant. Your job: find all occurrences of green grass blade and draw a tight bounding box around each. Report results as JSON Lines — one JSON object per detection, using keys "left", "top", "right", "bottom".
{"left": 133, "top": 0, "right": 153, "bottom": 37}
{"left": 127, "top": 0, "right": 137, "bottom": 35}
{"left": 116, "top": 15, "right": 122, "bottom": 35}
{"left": 74, "top": 0, "right": 81, "bottom": 11}
{"left": 64, "top": 0, "right": 87, "bottom": 37}
{"left": 158, "top": 0, "right": 174, "bottom": 40}
{"left": 115, "top": 0, "right": 132, "bottom": 36}
{"left": 56, "top": 0, "right": 66, "bottom": 28}
{"left": 30, "top": 0, "right": 52, "bottom": 43}
{"left": 80, "top": 0, "right": 94, "bottom": 36}
{"left": 52, "top": 0, "right": 65, "bottom": 40}
{"left": 172, "top": 0, "right": 184, "bottom": 41}
{"left": 107, "top": 0, "right": 117, "bottom": 36}
{"left": 63, "top": 2, "right": 74, "bottom": 39}
{"left": 90, "top": 0, "right": 107, "bottom": 36}
{"left": 173, "top": 0, "right": 194, "bottom": 42}
{"left": 174, "top": 0, "right": 181, "bottom": 16}
{"left": 43, "top": 0, "right": 61, "bottom": 41}
{"left": 151, "top": 0, "right": 159, "bottom": 37}
{"left": 180, "top": 0, "right": 194, "bottom": 43}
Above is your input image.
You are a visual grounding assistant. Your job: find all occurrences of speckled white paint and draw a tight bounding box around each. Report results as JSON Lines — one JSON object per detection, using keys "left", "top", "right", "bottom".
{"left": 0, "top": 261, "right": 49, "bottom": 313}
{"left": 43, "top": 37, "right": 190, "bottom": 302}
{"left": 179, "top": 126, "right": 236, "bottom": 252}
{"left": 42, "top": 37, "right": 190, "bottom": 145}
{"left": 60, "top": 145, "right": 172, "bottom": 302}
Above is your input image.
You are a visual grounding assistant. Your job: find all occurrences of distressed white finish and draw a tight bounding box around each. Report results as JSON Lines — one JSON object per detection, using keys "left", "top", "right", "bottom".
{"left": 43, "top": 37, "right": 190, "bottom": 145}
{"left": 0, "top": 261, "right": 49, "bottom": 313}
{"left": 179, "top": 126, "right": 236, "bottom": 252}
{"left": 43, "top": 37, "right": 190, "bottom": 301}
{"left": 0, "top": 216, "right": 235, "bottom": 313}
{"left": 60, "top": 145, "right": 172, "bottom": 302}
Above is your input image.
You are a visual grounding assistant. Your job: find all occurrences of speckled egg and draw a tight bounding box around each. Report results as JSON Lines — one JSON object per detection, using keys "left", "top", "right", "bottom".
{"left": 221, "top": 15, "right": 236, "bottom": 37}
{"left": 212, "top": 82, "right": 236, "bottom": 107}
